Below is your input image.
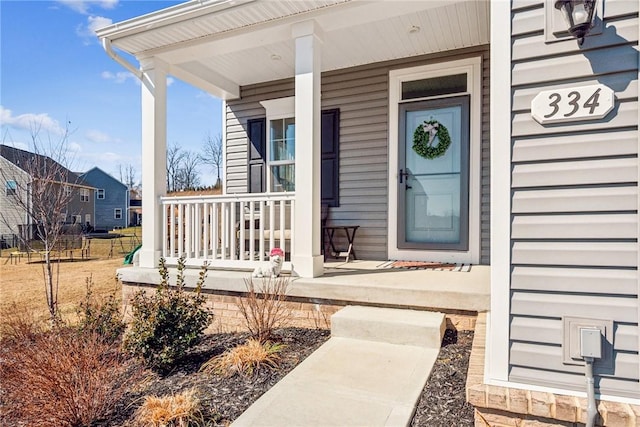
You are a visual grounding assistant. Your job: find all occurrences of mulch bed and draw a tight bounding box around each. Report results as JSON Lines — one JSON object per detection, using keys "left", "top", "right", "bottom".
{"left": 98, "top": 328, "right": 331, "bottom": 426}
{"left": 93, "top": 328, "right": 475, "bottom": 426}
{"left": 412, "top": 329, "right": 475, "bottom": 426}
{"left": 0, "top": 328, "right": 474, "bottom": 427}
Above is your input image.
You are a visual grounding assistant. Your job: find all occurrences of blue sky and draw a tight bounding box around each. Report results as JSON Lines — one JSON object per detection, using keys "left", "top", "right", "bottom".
{"left": 0, "top": 0, "right": 223, "bottom": 186}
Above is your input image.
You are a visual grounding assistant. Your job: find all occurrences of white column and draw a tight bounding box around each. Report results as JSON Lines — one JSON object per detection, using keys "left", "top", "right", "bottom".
{"left": 138, "top": 58, "right": 168, "bottom": 268}
{"left": 292, "top": 21, "right": 323, "bottom": 278}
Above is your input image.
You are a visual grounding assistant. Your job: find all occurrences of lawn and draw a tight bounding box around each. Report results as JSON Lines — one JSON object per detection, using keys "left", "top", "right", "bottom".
{"left": 0, "top": 228, "right": 140, "bottom": 323}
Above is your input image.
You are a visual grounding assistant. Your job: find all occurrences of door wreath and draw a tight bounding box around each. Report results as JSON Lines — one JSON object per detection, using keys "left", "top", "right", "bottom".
{"left": 412, "top": 120, "right": 451, "bottom": 159}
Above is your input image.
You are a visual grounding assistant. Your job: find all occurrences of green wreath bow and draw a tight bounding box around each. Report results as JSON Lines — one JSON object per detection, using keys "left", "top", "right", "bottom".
{"left": 412, "top": 120, "right": 451, "bottom": 159}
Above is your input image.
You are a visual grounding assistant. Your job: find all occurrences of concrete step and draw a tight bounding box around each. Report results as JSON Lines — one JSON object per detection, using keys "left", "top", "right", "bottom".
{"left": 331, "top": 305, "right": 445, "bottom": 348}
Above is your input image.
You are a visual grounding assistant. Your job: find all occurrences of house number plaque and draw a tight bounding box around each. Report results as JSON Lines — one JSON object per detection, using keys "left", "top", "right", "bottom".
{"left": 531, "top": 84, "right": 614, "bottom": 125}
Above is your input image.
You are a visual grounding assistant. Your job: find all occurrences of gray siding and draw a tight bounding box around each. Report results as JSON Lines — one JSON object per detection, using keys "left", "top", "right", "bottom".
{"left": 80, "top": 168, "right": 128, "bottom": 230}
{"left": 509, "top": 1, "right": 639, "bottom": 398}
{"left": 226, "top": 46, "right": 491, "bottom": 262}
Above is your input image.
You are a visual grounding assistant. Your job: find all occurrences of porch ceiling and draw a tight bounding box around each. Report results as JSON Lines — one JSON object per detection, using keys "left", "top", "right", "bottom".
{"left": 97, "top": 0, "right": 490, "bottom": 99}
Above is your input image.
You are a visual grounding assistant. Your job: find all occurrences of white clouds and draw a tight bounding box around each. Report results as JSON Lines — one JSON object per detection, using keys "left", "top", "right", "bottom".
{"left": 76, "top": 15, "right": 112, "bottom": 43}
{"left": 101, "top": 70, "right": 138, "bottom": 85}
{"left": 88, "top": 15, "right": 112, "bottom": 32}
{"left": 197, "top": 91, "right": 218, "bottom": 100}
{"left": 57, "top": 0, "right": 118, "bottom": 15}
{"left": 0, "top": 106, "right": 66, "bottom": 136}
{"left": 101, "top": 71, "right": 174, "bottom": 87}
{"left": 85, "top": 129, "right": 120, "bottom": 144}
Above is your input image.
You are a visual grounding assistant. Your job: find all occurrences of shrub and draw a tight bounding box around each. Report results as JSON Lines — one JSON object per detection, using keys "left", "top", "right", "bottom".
{"left": 200, "top": 338, "right": 284, "bottom": 377}
{"left": 134, "top": 388, "right": 204, "bottom": 427}
{"left": 0, "top": 303, "right": 44, "bottom": 342}
{"left": 77, "top": 275, "right": 125, "bottom": 344}
{"left": 0, "top": 326, "right": 142, "bottom": 427}
{"left": 124, "top": 256, "right": 213, "bottom": 371}
{"left": 236, "top": 277, "right": 291, "bottom": 343}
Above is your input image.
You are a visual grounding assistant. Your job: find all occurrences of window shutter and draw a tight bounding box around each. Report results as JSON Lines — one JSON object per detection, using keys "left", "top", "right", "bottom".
{"left": 247, "top": 118, "right": 266, "bottom": 193}
{"left": 321, "top": 109, "right": 340, "bottom": 207}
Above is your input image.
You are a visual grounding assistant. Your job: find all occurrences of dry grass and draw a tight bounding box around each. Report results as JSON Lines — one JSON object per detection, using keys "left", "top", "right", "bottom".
{"left": 134, "top": 388, "right": 204, "bottom": 427}
{"left": 0, "top": 253, "right": 126, "bottom": 325}
{"left": 200, "top": 338, "right": 284, "bottom": 377}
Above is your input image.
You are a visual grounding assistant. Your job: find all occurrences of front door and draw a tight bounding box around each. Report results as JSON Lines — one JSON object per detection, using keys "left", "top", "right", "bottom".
{"left": 388, "top": 57, "right": 481, "bottom": 263}
{"left": 398, "top": 96, "right": 470, "bottom": 251}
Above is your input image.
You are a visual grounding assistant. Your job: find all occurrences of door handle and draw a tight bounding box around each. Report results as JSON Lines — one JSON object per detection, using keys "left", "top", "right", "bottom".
{"left": 399, "top": 169, "right": 410, "bottom": 184}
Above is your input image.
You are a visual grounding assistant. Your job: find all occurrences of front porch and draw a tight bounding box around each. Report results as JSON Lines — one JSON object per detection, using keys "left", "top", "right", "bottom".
{"left": 118, "top": 259, "right": 490, "bottom": 330}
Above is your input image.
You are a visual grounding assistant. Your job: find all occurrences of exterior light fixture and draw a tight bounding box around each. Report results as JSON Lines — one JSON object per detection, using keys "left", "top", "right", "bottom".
{"left": 554, "top": 0, "right": 597, "bottom": 45}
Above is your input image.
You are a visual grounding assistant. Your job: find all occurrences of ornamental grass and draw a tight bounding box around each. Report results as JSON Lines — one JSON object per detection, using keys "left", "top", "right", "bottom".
{"left": 200, "top": 338, "right": 284, "bottom": 377}
{"left": 133, "top": 388, "right": 204, "bottom": 427}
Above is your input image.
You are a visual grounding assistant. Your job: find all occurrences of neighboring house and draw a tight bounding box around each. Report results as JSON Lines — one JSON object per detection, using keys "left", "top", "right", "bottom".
{"left": 0, "top": 145, "right": 96, "bottom": 235}
{"left": 79, "top": 167, "right": 129, "bottom": 230}
{"left": 128, "top": 197, "right": 141, "bottom": 227}
{"left": 97, "top": 1, "right": 639, "bottom": 425}
{"left": 0, "top": 154, "right": 30, "bottom": 241}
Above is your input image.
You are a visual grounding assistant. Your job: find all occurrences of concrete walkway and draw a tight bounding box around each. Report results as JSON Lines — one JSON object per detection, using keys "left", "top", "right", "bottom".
{"left": 232, "top": 306, "right": 445, "bottom": 427}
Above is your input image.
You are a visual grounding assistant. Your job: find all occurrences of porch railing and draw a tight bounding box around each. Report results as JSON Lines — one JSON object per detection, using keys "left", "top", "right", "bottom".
{"left": 161, "top": 193, "right": 295, "bottom": 269}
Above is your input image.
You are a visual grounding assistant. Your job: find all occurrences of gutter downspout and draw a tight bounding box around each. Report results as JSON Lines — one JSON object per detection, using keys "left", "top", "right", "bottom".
{"left": 101, "top": 38, "right": 143, "bottom": 81}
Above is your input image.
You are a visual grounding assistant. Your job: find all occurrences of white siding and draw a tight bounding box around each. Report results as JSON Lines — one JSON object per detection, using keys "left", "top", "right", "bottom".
{"left": 509, "top": 1, "right": 639, "bottom": 398}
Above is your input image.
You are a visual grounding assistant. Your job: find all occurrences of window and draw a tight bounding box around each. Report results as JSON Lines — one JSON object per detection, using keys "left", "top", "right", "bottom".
{"left": 80, "top": 188, "right": 90, "bottom": 202}
{"left": 72, "top": 215, "right": 82, "bottom": 224}
{"left": 268, "top": 118, "right": 295, "bottom": 192}
{"left": 64, "top": 185, "right": 72, "bottom": 196}
{"left": 401, "top": 74, "right": 467, "bottom": 100}
{"left": 114, "top": 208, "right": 122, "bottom": 220}
{"left": 249, "top": 99, "right": 340, "bottom": 204}
{"left": 259, "top": 97, "right": 295, "bottom": 193}
{"left": 5, "top": 180, "right": 17, "bottom": 196}
{"left": 96, "top": 189, "right": 105, "bottom": 199}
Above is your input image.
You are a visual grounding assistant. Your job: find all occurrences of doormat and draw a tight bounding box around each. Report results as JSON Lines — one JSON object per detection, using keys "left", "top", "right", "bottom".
{"left": 378, "top": 260, "right": 471, "bottom": 272}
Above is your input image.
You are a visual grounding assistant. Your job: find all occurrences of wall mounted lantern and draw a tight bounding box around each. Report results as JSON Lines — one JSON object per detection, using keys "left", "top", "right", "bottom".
{"left": 554, "top": 0, "right": 597, "bottom": 45}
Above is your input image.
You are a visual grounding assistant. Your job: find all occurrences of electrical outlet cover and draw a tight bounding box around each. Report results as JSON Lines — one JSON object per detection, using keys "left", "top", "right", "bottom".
{"left": 562, "top": 317, "right": 614, "bottom": 371}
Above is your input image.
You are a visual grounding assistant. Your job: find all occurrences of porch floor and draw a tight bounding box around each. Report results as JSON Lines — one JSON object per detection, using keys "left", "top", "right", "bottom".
{"left": 119, "top": 260, "right": 490, "bottom": 313}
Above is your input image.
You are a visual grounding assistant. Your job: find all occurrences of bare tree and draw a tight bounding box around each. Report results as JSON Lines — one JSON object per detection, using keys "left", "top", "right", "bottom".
{"left": 118, "top": 163, "right": 138, "bottom": 191}
{"left": 178, "top": 151, "right": 201, "bottom": 190}
{"left": 0, "top": 123, "right": 79, "bottom": 321}
{"left": 200, "top": 132, "right": 223, "bottom": 188}
{"left": 166, "top": 143, "right": 202, "bottom": 192}
{"left": 166, "top": 143, "right": 185, "bottom": 192}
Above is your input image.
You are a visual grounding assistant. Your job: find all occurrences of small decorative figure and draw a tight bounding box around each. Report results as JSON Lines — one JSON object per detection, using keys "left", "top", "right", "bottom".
{"left": 252, "top": 247, "right": 284, "bottom": 278}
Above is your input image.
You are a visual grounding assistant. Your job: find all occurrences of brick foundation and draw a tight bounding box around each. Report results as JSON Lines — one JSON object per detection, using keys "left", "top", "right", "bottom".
{"left": 467, "top": 313, "right": 640, "bottom": 427}
{"left": 121, "top": 282, "right": 342, "bottom": 333}
{"left": 121, "top": 281, "right": 478, "bottom": 335}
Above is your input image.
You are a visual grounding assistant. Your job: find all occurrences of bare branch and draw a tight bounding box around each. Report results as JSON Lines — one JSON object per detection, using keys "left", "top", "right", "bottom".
{"left": 0, "top": 121, "right": 83, "bottom": 321}
{"left": 200, "top": 132, "right": 223, "bottom": 188}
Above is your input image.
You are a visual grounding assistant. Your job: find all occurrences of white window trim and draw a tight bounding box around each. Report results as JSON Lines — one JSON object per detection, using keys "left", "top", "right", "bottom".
{"left": 114, "top": 208, "right": 123, "bottom": 219}
{"left": 97, "top": 188, "right": 105, "bottom": 199}
{"left": 5, "top": 180, "right": 17, "bottom": 196}
{"left": 260, "top": 97, "right": 295, "bottom": 192}
{"left": 387, "top": 56, "right": 482, "bottom": 265}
